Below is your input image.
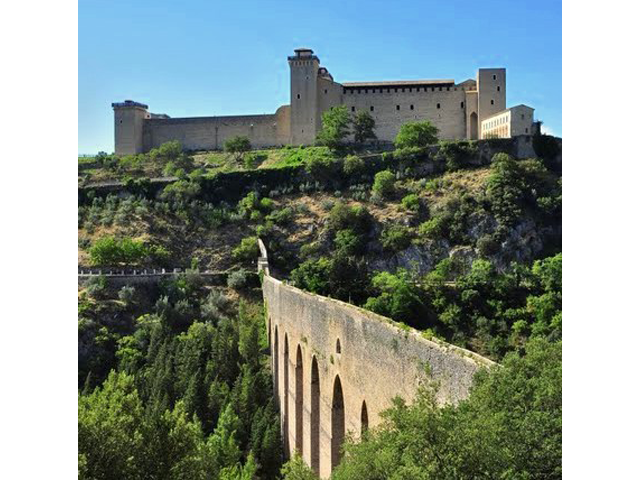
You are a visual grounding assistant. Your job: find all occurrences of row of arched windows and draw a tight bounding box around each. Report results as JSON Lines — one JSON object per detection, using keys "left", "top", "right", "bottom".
{"left": 270, "top": 320, "right": 368, "bottom": 474}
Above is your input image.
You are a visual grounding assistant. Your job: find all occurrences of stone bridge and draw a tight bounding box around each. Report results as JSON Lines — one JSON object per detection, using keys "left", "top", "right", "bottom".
{"left": 258, "top": 240, "right": 494, "bottom": 478}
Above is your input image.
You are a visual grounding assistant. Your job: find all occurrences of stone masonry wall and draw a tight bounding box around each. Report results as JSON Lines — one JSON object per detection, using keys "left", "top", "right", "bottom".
{"left": 142, "top": 105, "right": 290, "bottom": 151}
{"left": 261, "top": 253, "right": 494, "bottom": 478}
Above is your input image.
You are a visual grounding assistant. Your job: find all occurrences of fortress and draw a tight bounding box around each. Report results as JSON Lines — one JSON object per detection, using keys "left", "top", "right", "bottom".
{"left": 113, "top": 48, "right": 536, "bottom": 155}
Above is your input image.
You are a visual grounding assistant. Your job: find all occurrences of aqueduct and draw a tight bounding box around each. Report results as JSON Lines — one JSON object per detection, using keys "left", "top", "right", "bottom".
{"left": 258, "top": 240, "right": 494, "bottom": 478}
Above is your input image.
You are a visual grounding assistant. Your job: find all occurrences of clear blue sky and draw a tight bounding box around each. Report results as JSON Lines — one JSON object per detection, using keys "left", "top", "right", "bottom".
{"left": 79, "top": 0, "right": 561, "bottom": 154}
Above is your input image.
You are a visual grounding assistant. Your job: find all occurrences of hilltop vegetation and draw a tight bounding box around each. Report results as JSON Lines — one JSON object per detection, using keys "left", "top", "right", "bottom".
{"left": 79, "top": 125, "right": 561, "bottom": 478}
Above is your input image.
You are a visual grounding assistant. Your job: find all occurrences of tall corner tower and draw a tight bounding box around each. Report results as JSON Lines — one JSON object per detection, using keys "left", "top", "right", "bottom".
{"left": 112, "top": 100, "right": 149, "bottom": 155}
{"left": 289, "top": 48, "right": 320, "bottom": 145}
{"left": 477, "top": 68, "right": 506, "bottom": 127}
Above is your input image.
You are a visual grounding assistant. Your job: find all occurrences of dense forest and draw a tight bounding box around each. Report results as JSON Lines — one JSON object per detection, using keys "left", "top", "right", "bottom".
{"left": 79, "top": 116, "right": 561, "bottom": 479}
{"left": 79, "top": 275, "right": 282, "bottom": 479}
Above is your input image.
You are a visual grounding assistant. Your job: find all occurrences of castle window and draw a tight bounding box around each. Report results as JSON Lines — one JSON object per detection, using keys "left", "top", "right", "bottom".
{"left": 387, "top": 88, "right": 390, "bottom": 93}
{"left": 491, "top": 100, "right": 494, "bottom": 105}
{"left": 493, "top": 74, "right": 497, "bottom": 80}
{"left": 297, "top": 94, "right": 301, "bottom": 99}
{"left": 351, "top": 106, "right": 355, "bottom": 112}
{"left": 370, "top": 106, "right": 374, "bottom": 112}
{"left": 497, "top": 86, "right": 501, "bottom": 92}
{"left": 521, "top": 114, "right": 525, "bottom": 120}
{"left": 410, "top": 104, "right": 414, "bottom": 110}
{"left": 439, "top": 87, "right": 442, "bottom": 91}
{"left": 336, "top": 339, "right": 341, "bottom": 354}
{"left": 395, "top": 88, "right": 398, "bottom": 93}
{"left": 460, "top": 101, "right": 464, "bottom": 108}
{"left": 437, "top": 103, "right": 441, "bottom": 109}
{"left": 324, "top": 89, "right": 328, "bottom": 94}
{"left": 343, "top": 88, "right": 347, "bottom": 94}
{"left": 431, "top": 87, "right": 435, "bottom": 91}
{"left": 447, "top": 87, "right": 450, "bottom": 91}
{"left": 525, "top": 127, "right": 529, "bottom": 133}
{"left": 402, "top": 88, "right": 405, "bottom": 93}
{"left": 409, "top": 88, "right": 412, "bottom": 93}
{"left": 396, "top": 105, "right": 400, "bottom": 110}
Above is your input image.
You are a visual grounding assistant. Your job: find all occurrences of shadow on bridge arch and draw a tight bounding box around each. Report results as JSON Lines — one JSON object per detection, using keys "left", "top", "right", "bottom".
{"left": 295, "top": 345, "right": 304, "bottom": 455}
{"left": 361, "top": 400, "right": 369, "bottom": 436}
{"left": 273, "top": 326, "right": 279, "bottom": 410}
{"left": 310, "top": 356, "right": 320, "bottom": 474}
{"left": 331, "top": 375, "right": 345, "bottom": 470}
{"left": 284, "top": 333, "right": 290, "bottom": 457}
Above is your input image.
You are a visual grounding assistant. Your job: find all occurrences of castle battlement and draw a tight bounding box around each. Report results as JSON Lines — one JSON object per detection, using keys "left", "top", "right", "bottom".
{"left": 113, "top": 49, "right": 534, "bottom": 155}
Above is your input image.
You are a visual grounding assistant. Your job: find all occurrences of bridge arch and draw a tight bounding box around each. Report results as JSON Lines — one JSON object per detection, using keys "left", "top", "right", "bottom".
{"left": 295, "top": 345, "right": 304, "bottom": 454}
{"left": 331, "top": 375, "right": 345, "bottom": 470}
{"left": 360, "top": 400, "right": 369, "bottom": 437}
{"left": 310, "top": 355, "right": 320, "bottom": 474}
{"left": 283, "top": 333, "right": 290, "bottom": 457}
{"left": 273, "top": 326, "right": 279, "bottom": 410}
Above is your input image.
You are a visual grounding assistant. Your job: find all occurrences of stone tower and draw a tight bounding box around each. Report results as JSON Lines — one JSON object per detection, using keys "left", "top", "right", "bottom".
{"left": 112, "top": 100, "right": 149, "bottom": 155}
{"left": 288, "top": 48, "right": 320, "bottom": 145}
{"left": 476, "top": 68, "right": 506, "bottom": 135}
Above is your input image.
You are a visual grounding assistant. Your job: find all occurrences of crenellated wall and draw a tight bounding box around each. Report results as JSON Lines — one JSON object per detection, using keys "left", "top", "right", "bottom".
{"left": 259, "top": 240, "right": 494, "bottom": 478}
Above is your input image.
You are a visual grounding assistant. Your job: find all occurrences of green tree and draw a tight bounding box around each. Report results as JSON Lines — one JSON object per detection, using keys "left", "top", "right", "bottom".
{"left": 225, "top": 136, "right": 252, "bottom": 163}
{"left": 332, "top": 338, "right": 562, "bottom": 480}
{"left": 316, "top": 105, "right": 351, "bottom": 150}
{"left": 343, "top": 154, "right": 365, "bottom": 176}
{"left": 352, "top": 110, "right": 377, "bottom": 144}
{"left": 78, "top": 371, "right": 146, "bottom": 480}
{"left": 372, "top": 170, "right": 395, "bottom": 198}
{"left": 394, "top": 121, "right": 439, "bottom": 149}
{"left": 281, "top": 453, "right": 319, "bottom": 480}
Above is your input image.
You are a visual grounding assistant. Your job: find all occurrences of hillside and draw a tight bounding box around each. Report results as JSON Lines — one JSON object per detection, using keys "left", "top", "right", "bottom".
{"left": 78, "top": 136, "right": 561, "bottom": 479}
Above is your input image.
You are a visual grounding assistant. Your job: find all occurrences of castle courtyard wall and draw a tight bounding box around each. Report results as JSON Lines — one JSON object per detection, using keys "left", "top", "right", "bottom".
{"left": 142, "top": 106, "right": 290, "bottom": 151}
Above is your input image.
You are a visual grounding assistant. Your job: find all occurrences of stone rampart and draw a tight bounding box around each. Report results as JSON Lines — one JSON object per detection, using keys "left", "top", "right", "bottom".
{"left": 142, "top": 105, "right": 290, "bottom": 151}
{"left": 260, "top": 241, "right": 494, "bottom": 478}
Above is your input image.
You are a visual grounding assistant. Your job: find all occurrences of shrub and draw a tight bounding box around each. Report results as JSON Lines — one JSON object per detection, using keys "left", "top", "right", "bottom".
{"left": 417, "top": 216, "right": 448, "bottom": 239}
{"left": 334, "top": 229, "right": 366, "bottom": 256}
{"left": 232, "top": 236, "right": 259, "bottom": 262}
{"left": 227, "top": 269, "right": 251, "bottom": 290}
{"left": 372, "top": 170, "right": 395, "bottom": 198}
{"left": 401, "top": 193, "right": 420, "bottom": 212}
{"left": 201, "top": 289, "right": 232, "bottom": 321}
{"left": 266, "top": 207, "right": 294, "bottom": 225}
{"left": 149, "top": 140, "right": 182, "bottom": 162}
{"left": 393, "top": 146, "right": 427, "bottom": 162}
{"left": 343, "top": 155, "right": 365, "bottom": 175}
{"left": 477, "top": 234, "right": 500, "bottom": 257}
{"left": 380, "top": 225, "right": 413, "bottom": 253}
{"left": 118, "top": 285, "right": 136, "bottom": 304}
{"left": 160, "top": 179, "right": 201, "bottom": 204}
{"left": 327, "top": 202, "right": 372, "bottom": 236}
{"left": 304, "top": 148, "right": 334, "bottom": 175}
{"left": 437, "top": 140, "right": 478, "bottom": 171}
{"left": 224, "top": 136, "right": 252, "bottom": 162}
{"left": 85, "top": 275, "right": 107, "bottom": 298}
{"left": 89, "top": 236, "right": 149, "bottom": 266}
{"left": 394, "top": 121, "right": 439, "bottom": 149}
